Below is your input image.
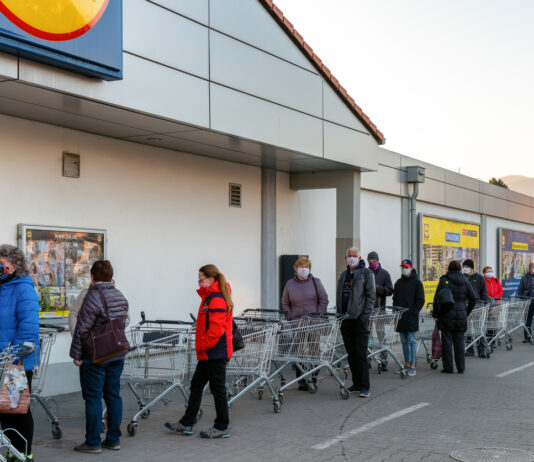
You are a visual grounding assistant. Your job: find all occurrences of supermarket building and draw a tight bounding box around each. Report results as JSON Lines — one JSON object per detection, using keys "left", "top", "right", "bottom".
{"left": 0, "top": 1, "right": 533, "bottom": 394}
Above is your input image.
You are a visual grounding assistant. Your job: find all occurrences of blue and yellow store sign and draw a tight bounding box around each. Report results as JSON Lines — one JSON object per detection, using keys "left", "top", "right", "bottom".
{"left": 0, "top": 0, "right": 122, "bottom": 80}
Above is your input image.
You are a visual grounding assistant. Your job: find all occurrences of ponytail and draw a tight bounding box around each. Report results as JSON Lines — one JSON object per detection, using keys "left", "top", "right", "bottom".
{"left": 199, "top": 264, "right": 234, "bottom": 313}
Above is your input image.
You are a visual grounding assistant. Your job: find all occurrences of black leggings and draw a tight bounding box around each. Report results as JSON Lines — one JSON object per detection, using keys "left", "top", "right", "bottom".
{"left": 0, "top": 370, "right": 34, "bottom": 455}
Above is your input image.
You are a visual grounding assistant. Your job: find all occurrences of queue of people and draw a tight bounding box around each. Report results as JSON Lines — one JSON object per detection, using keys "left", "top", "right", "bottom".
{"left": 1, "top": 239, "right": 532, "bottom": 459}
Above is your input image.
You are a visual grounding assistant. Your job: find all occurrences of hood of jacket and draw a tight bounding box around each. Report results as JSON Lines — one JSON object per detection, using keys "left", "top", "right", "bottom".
{"left": 446, "top": 270, "right": 466, "bottom": 286}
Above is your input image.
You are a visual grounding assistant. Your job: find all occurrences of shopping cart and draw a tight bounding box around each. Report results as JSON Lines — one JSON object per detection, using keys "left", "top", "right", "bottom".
{"left": 465, "top": 304, "right": 489, "bottom": 357}
{"left": 31, "top": 324, "right": 64, "bottom": 439}
{"left": 119, "top": 314, "right": 195, "bottom": 437}
{"left": 417, "top": 310, "right": 439, "bottom": 369}
{"left": 485, "top": 300, "right": 509, "bottom": 352}
{"left": 368, "top": 307, "right": 408, "bottom": 378}
{"left": 226, "top": 321, "right": 279, "bottom": 412}
{"left": 0, "top": 344, "right": 35, "bottom": 462}
{"left": 270, "top": 313, "right": 350, "bottom": 402}
{"left": 504, "top": 296, "right": 533, "bottom": 345}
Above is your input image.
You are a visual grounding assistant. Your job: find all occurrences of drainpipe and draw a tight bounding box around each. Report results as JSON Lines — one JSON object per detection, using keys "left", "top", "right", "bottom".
{"left": 405, "top": 166, "right": 426, "bottom": 266}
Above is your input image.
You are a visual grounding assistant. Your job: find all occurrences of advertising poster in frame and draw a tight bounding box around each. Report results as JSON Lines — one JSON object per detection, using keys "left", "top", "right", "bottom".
{"left": 18, "top": 225, "right": 106, "bottom": 319}
{"left": 420, "top": 215, "right": 480, "bottom": 307}
{"left": 498, "top": 228, "right": 534, "bottom": 298}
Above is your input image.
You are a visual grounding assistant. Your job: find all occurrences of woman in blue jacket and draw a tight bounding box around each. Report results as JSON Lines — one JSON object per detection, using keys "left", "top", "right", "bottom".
{"left": 0, "top": 244, "right": 40, "bottom": 460}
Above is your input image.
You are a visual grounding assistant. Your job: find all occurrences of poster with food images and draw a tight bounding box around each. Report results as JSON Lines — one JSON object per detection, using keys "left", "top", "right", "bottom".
{"left": 499, "top": 229, "right": 534, "bottom": 298}
{"left": 18, "top": 225, "right": 105, "bottom": 319}
{"left": 420, "top": 216, "right": 480, "bottom": 309}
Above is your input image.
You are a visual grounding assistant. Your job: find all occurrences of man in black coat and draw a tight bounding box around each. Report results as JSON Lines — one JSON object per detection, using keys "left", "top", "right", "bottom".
{"left": 462, "top": 259, "right": 490, "bottom": 357}
{"left": 367, "top": 251, "right": 393, "bottom": 370}
{"left": 393, "top": 259, "right": 425, "bottom": 376}
{"left": 433, "top": 260, "right": 477, "bottom": 374}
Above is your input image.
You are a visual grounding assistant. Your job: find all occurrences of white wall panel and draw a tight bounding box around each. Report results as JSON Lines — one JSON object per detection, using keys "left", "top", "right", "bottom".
{"left": 210, "top": 0, "right": 316, "bottom": 72}
{"left": 18, "top": 54, "right": 210, "bottom": 128}
{"left": 210, "top": 31, "right": 322, "bottom": 117}
{"left": 150, "top": 0, "right": 209, "bottom": 24}
{"left": 0, "top": 52, "right": 17, "bottom": 79}
{"left": 211, "top": 84, "right": 323, "bottom": 157}
{"left": 323, "top": 83, "right": 368, "bottom": 132}
{"left": 124, "top": 0, "right": 209, "bottom": 78}
{"left": 323, "top": 122, "right": 379, "bottom": 170}
{"left": 360, "top": 190, "right": 403, "bottom": 285}
{"left": 417, "top": 201, "right": 481, "bottom": 224}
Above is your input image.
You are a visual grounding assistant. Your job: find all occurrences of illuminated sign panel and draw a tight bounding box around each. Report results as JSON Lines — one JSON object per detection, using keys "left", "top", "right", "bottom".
{"left": 0, "top": 0, "right": 122, "bottom": 80}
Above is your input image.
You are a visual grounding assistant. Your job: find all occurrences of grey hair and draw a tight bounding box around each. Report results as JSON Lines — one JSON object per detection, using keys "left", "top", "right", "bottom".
{"left": 345, "top": 246, "right": 360, "bottom": 257}
{"left": 0, "top": 244, "right": 29, "bottom": 277}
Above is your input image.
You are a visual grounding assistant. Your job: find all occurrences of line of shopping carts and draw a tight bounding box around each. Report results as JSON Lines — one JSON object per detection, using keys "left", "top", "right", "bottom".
{"left": 416, "top": 296, "right": 533, "bottom": 368}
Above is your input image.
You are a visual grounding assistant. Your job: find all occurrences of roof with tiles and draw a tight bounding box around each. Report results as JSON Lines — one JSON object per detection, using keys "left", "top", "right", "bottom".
{"left": 258, "top": 0, "right": 385, "bottom": 145}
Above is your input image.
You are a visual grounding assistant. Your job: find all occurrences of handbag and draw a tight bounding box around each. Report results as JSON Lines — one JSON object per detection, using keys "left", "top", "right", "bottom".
{"left": 82, "top": 287, "right": 130, "bottom": 364}
{"left": 232, "top": 320, "right": 245, "bottom": 352}
{"left": 0, "top": 364, "right": 30, "bottom": 414}
{"left": 432, "top": 325, "right": 442, "bottom": 360}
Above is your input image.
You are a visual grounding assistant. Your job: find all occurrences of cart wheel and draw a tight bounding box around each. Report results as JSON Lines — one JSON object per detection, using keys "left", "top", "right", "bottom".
{"left": 127, "top": 422, "right": 137, "bottom": 437}
{"left": 377, "top": 365, "right": 382, "bottom": 374}
{"left": 273, "top": 401, "right": 281, "bottom": 413}
{"left": 101, "top": 420, "right": 107, "bottom": 434}
{"left": 400, "top": 370, "right": 407, "bottom": 379}
{"left": 277, "top": 392, "right": 284, "bottom": 404}
{"left": 485, "top": 352, "right": 491, "bottom": 359}
{"left": 340, "top": 387, "right": 350, "bottom": 400}
{"left": 307, "top": 383, "right": 318, "bottom": 394}
{"left": 140, "top": 408, "right": 150, "bottom": 419}
{"left": 430, "top": 362, "right": 438, "bottom": 370}
{"left": 497, "top": 339, "right": 502, "bottom": 347}
{"left": 52, "top": 423, "right": 62, "bottom": 440}
{"left": 426, "top": 354, "right": 431, "bottom": 364}
{"left": 258, "top": 389, "right": 263, "bottom": 400}
{"left": 506, "top": 344, "right": 513, "bottom": 351}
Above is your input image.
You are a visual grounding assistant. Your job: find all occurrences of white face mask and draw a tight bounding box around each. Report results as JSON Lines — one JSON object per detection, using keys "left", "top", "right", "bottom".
{"left": 346, "top": 257, "right": 359, "bottom": 267}
{"left": 462, "top": 267, "right": 471, "bottom": 275}
{"left": 484, "top": 272, "right": 494, "bottom": 279}
{"left": 401, "top": 267, "right": 412, "bottom": 277}
{"left": 297, "top": 267, "right": 310, "bottom": 279}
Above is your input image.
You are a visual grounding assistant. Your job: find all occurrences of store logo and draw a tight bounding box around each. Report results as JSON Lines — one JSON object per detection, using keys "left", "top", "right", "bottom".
{"left": 462, "top": 229, "right": 477, "bottom": 237}
{"left": 445, "top": 232, "right": 461, "bottom": 243}
{"left": 0, "top": 0, "right": 109, "bottom": 41}
{"left": 512, "top": 242, "right": 528, "bottom": 251}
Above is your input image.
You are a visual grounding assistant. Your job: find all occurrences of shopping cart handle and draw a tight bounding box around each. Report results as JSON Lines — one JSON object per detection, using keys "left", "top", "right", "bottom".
{"left": 39, "top": 323, "right": 65, "bottom": 332}
{"left": 242, "top": 308, "right": 284, "bottom": 314}
{"left": 190, "top": 313, "right": 197, "bottom": 322}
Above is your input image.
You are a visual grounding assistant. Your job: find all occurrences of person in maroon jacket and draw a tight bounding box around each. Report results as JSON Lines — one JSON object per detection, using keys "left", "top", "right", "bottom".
{"left": 165, "top": 264, "right": 233, "bottom": 439}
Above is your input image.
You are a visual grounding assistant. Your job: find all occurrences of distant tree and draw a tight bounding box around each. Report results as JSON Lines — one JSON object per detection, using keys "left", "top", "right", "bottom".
{"left": 489, "top": 177, "right": 509, "bottom": 189}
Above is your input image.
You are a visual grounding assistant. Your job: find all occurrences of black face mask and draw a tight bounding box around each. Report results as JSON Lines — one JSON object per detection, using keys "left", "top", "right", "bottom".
{"left": 0, "top": 273, "right": 15, "bottom": 285}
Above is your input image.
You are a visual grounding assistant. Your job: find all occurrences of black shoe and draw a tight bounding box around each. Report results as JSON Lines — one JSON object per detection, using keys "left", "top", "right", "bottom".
{"left": 74, "top": 442, "right": 102, "bottom": 454}
{"left": 478, "top": 353, "right": 486, "bottom": 358}
{"left": 523, "top": 339, "right": 530, "bottom": 343}
{"left": 102, "top": 440, "right": 120, "bottom": 450}
{"left": 347, "top": 385, "right": 360, "bottom": 393}
{"left": 441, "top": 370, "right": 453, "bottom": 374}
{"left": 457, "top": 370, "right": 464, "bottom": 374}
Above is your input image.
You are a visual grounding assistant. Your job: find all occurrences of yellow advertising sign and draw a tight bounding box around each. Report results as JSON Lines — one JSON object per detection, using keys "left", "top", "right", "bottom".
{"left": 422, "top": 216, "right": 479, "bottom": 249}
{"left": 512, "top": 242, "right": 528, "bottom": 251}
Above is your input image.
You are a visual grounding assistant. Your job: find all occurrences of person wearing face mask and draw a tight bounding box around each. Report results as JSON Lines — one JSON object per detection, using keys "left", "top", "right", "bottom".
{"left": 281, "top": 256, "right": 328, "bottom": 390}
{"left": 0, "top": 244, "right": 40, "bottom": 461}
{"left": 518, "top": 263, "right": 534, "bottom": 343}
{"left": 336, "top": 247, "right": 376, "bottom": 397}
{"left": 482, "top": 266, "right": 503, "bottom": 300}
{"left": 367, "top": 251, "right": 393, "bottom": 370}
{"left": 392, "top": 259, "right": 425, "bottom": 376}
{"left": 462, "top": 259, "right": 490, "bottom": 358}
{"left": 165, "top": 264, "right": 233, "bottom": 439}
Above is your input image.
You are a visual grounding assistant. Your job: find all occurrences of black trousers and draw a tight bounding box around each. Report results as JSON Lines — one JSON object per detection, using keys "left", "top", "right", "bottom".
{"left": 341, "top": 319, "right": 370, "bottom": 390}
{"left": 441, "top": 330, "right": 465, "bottom": 373}
{"left": 0, "top": 370, "right": 34, "bottom": 455}
{"left": 180, "top": 359, "right": 229, "bottom": 431}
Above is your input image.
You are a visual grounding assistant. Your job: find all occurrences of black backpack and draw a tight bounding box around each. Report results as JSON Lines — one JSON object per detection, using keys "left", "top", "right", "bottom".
{"left": 437, "top": 277, "right": 455, "bottom": 313}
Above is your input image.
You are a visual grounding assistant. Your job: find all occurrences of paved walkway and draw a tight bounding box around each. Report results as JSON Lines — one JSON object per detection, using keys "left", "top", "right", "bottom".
{"left": 29, "top": 333, "right": 534, "bottom": 462}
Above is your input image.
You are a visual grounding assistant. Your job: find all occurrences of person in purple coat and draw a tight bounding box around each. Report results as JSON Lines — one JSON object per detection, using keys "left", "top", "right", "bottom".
{"left": 281, "top": 256, "right": 328, "bottom": 390}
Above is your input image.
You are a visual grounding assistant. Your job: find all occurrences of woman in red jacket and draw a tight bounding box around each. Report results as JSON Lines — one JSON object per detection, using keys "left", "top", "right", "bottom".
{"left": 165, "top": 264, "right": 233, "bottom": 439}
{"left": 483, "top": 266, "right": 504, "bottom": 300}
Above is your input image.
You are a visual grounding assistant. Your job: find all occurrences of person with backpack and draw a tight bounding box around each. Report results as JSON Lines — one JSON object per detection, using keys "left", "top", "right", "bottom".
{"left": 281, "top": 256, "right": 328, "bottom": 390}
{"left": 483, "top": 266, "right": 503, "bottom": 300}
{"left": 432, "top": 260, "right": 477, "bottom": 374}
{"left": 393, "top": 259, "right": 425, "bottom": 376}
{"left": 518, "top": 263, "right": 534, "bottom": 343}
{"left": 165, "top": 264, "right": 233, "bottom": 439}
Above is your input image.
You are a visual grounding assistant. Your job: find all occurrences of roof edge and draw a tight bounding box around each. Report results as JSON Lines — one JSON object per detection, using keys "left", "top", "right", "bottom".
{"left": 258, "top": 0, "right": 386, "bottom": 145}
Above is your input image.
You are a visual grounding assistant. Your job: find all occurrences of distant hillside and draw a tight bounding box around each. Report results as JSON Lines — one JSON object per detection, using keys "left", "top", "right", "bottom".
{"left": 501, "top": 175, "right": 534, "bottom": 197}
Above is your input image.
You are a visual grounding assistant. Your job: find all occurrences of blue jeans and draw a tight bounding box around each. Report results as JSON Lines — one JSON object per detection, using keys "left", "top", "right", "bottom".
{"left": 79, "top": 359, "right": 124, "bottom": 447}
{"left": 399, "top": 332, "right": 417, "bottom": 367}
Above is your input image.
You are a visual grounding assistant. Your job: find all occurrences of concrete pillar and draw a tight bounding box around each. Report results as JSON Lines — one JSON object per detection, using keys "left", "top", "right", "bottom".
{"left": 480, "top": 214, "right": 487, "bottom": 270}
{"left": 261, "top": 167, "right": 277, "bottom": 309}
{"left": 290, "top": 169, "right": 361, "bottom": 281}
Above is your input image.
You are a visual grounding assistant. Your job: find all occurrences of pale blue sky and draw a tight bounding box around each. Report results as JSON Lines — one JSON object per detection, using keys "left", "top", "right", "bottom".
{"left": 275, "top": 0, "right": 534, "bottom": 181}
